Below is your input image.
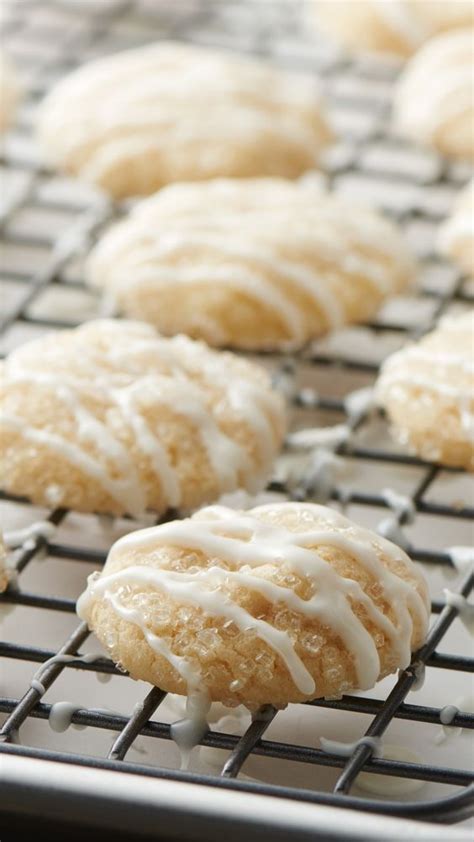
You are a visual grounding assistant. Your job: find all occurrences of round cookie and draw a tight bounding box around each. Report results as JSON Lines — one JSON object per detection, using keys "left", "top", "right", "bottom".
{"left": 311, "top": 1, "right": 473, "bottom": 57}
{"left": 37, "top": 41, "right": 332, "bottom": 199}
{"left": 77, "top": 502, "right": 430, "bottom": 708}
{"left": 0, "top": 534, "right": 9, "bottom": 593}
{"left": 376, "top": 311, "right": 474, "bottom": 470}
{"left": 87, "top": 176, "right": 416, "bottom": 351}
{"left": 0, "top": 320, "right": 286, "bottom": 517}
{"left": 0, "top": 52, "right": 19, "bottom": 131}
{"left": 438, "top": 180, "right": 474, "bottom": 277}
{"left": 392, "top": 28, "right": 474, "bottom": 160}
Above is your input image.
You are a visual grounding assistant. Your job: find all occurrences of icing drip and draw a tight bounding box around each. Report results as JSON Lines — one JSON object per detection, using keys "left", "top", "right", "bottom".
{"left": 30, "top": 678, "right": 45, "bottom": 696}
{"left": 78, "top": 504, "right": 429, "bottom": 700}
{"left": 376, "top": 517, "right": 410, "bottom": 552}
{"left": 170, "top": 690, "right": 211, "bottom": 770}
{"left": 287, "top": 425, "right": 349, "bottom": 450}
{"left": 381, "top": 488, "right": 415, "bottom": 523}
{"left": 440, "top": 704, "right": 459, "bottom": 726}
{"left": 448, "top": 546, "right": 474, "bottom": 576}
{"left": 344, "top": 387, "right": 374, "bottom": 425}
{"left": 49, "top": 702, "right": 84, "bottom": 733}
{"left": 403, "top": 660, "right": 425, "bottom": 692}
{"left": 4, "top": 521, "right": 56, "bottom": 549}
{"left": 30, "top": 651, "right": 109, "bottom": 695}
{"left": 356, "top": 744, "right": 426, "bottom": 796}
{"left": 297, "top": 450, "right": 343, "bottom": 504}
{"left": 443, "top": 589, "right": 474, "bottom": 634}
{"left": 2, "top": 321, "right": 282, "bottom": 516}
{"left": 320, "top": 735, "right": 382, "bottom": 758}
{"left": 435, "top": 692, "right": 474, "bottom": 744}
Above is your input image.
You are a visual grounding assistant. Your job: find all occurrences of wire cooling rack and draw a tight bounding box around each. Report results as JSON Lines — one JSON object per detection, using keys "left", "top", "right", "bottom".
{"left": 1, "top": 1, "right": 473, "bottom": 839}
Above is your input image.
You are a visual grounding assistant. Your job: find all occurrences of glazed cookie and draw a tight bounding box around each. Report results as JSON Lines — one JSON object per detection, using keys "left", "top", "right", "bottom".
{"left": 392, "top": 28, "right": 474, "bottom": 160}
{"left": 438, "top": 180, "right": 474, "bottom": 277}
{"left": 87, "top": 177, "right": 416, "bottom": 350}
{"left": 0, "top": 52, "right": 19, "bottom": 131}
{"left": 77, "top": 502, "right": 430, "bottom": 708}
{"left": 376, "top": 311, "right": 474, "bottom": 470}
{"left": 311, "top": 1, "right": 473, "bottom": 57}
{"left": 37, "top": 41, "right": 332, "bottom": 199}
{"left": 0, "top": 320, "right": 286, "bottom": 517}
{"left": 0, "top": 534, "right": 8, "bottom": 593}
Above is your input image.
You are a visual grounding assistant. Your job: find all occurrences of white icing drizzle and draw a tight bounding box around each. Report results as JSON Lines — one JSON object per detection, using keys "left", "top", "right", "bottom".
{"left": 30, "top": 651, "right": 108, "bottom": 695}
{"left": 344, "top": 386, "right": 374, "bottom": 425}
{"left": 78, "top": 504, "right": 429, "bottom": 699}
{"left": 448, "top": 546, "right": 474, "bottom": 576}
{"left": 49, "top": 702, "right": 84, "bottom": 733}
{"left": 30, "top": 679, "right": 45, "bottom": 696}
{"left": 38, "top": 42, "right": 330, "bottom": 191}
{"left": 2, "top": 321, "right": 282, "bottom": 516}
{"left": 299, "top": 450, "right": 343, "bottom": 503}
{"left": 286, "top": 424, "right": 349, "bottom": 450}
{"left": 376, "top": 312, "right": 474, "bottom": 440}
{"left": 87, "top": 178, "right": 414, "bottom": 347}
{"left": 356, "top": 744, "right": 426, "bottom": 796}
{"left": 394, "top": 29, "right": 474, "bottom": 143}
{"left": 440, "top": 704, "right": 459, "bottom": 726}
{"left": 377, "top": 517, "right": 410, "bottom": 552}
{"left": 435, "top": 691, "right": 474, "bottom": 744}
{"left": 438, "top": 181, "right": 474, "bottom": 256}
{"left": 320, "top": 735, "right": 382, "bottom": 758}
{"left": 374, "top": 0, "right": 426, "bottom": 47}
{"left": 406, "top": 660, "right": 426, "bottom": 692}
{"left": 170, "top": 690, "right": 211, "bottom": 770}
{"left": 443, "top": 589, "right": 474, "bottom": 634}
{"left": 3, "top": 521, "right": 56, "bottom": 549}
{"left": 381, "top": 488, "right": 415, "bottom": 522}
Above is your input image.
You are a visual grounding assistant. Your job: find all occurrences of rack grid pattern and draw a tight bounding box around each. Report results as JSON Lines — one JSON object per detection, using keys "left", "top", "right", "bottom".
{"left": 0, "top": 0, "right": 473, "bottom": 829}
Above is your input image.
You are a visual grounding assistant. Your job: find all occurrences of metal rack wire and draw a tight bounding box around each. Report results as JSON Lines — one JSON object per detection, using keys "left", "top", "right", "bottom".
{"left": 1, "top": 0, "right": 473, "bottom": 835}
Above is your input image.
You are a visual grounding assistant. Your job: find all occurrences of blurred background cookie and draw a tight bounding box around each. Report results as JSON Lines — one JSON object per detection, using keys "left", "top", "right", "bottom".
{"left": 0, "top": 51, "right": 19, "bottom": 131}
{"left": 37, "top": 41, "right": 332, "bottom": 199}
{"left": 376, "top": 311, "right": 474, "bottom": 470}
{"left": 87, "top": 176, "right": 416, "bottom": 350}
{"left": 77, "top": 502, "right": 430, "bottom": 708}
{"left": 311, "top": 0, "right": 473, "bottom": 57}
{"left": 0, "top": 320, "right": 286, "bottom": 516}
{"left": 438, "top": 179, "right": 474, "bottom": 277}
{"left": 392, "top": 28, "right": 474, "bottom": 160}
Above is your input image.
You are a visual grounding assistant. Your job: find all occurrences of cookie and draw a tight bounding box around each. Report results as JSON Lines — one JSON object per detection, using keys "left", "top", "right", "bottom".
{"left": 0, "top": 534, "right": 8, "bottom": 593}
{"left": 376, "top": 311, "right": 474, "bottom": 470}
{"left": 37, "top": 41, "right": 332, "bottom": 199}
{"left": 0, "top": 52, "right": 19, "bottom": 131}
{"left": 392, "top": 28, "right": 474, "bottom": 160}
{"left": 87, "top": 176, "right": 416, "bottom": 350}
{"left": 438, "top": 180, "right": 474, "bottom": 277}
{"left": 311, "top": 1, "right": 473, "bottom": 57}
{"left": 0, "top": 320, "right": 286, "bottom": 517}
{"left": 77, "top": 502, "right": 430, "bottom": 708}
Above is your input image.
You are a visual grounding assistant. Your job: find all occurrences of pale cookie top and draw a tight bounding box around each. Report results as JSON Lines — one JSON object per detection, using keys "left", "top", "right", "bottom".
{"left": 438, "top": 180, "right": 474, "bottom": 277}
{"left": 0, "top": 533, "right": 8, "bottom": 593}
{"left": 87, "top": 176, "right": 416, "bottom": 350}
{"left": 78, "top": 502, "right": 430, "bottom": 706}
{"left": 0, "top": 51, "right": 19, "bottom": 131}
{"left": 37, "top": 41, "right": 332, "bottom": 198}
{"left": 312, "top": 0, "right": 473, "bottom": 57}
{"left": 376, "top": 311, "right": 474, "bottom": 468}
{"left": 0, "top": 320, "right": 286, "bottom": 517}
{"left": 392, "top": 27, "right": 474, "bottom": 160}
